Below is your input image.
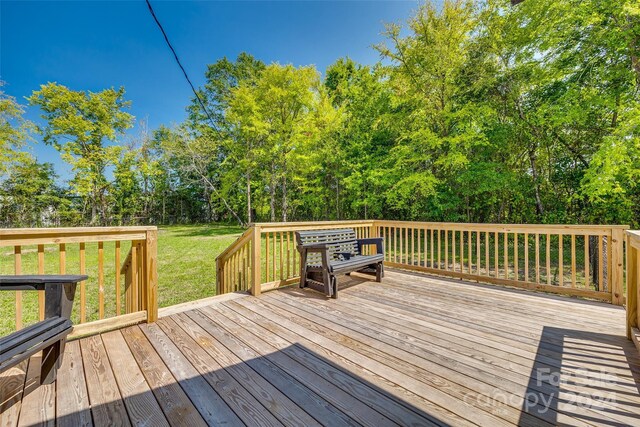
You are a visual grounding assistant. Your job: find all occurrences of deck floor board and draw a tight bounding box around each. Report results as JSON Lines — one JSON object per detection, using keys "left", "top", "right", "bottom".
{"left": 2, "top": 269, "right": 639, "bottom": 426}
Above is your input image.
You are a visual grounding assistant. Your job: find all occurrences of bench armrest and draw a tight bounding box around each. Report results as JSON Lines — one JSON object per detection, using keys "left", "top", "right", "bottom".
{"left": 357, "top": 237, "right": 384, "bottom": 254}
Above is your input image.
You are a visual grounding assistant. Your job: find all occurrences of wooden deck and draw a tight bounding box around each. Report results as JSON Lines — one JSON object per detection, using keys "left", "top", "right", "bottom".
{"left": 2, "top": 269, "right": 640, "bottom": 426}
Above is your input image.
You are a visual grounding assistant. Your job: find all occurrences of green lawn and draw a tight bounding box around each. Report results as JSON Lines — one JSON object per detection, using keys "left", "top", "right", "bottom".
{"left": 0, "top": 224, "right": 243, "bottom": 334}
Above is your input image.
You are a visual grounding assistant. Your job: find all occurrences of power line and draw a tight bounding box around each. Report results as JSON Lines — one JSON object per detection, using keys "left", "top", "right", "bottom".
{"left": 145, "top": 0, "right": 222, "bottom": 135}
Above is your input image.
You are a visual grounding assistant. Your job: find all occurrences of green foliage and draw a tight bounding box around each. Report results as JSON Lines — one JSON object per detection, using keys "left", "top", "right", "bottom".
{"left": 0, "top": 158, "right": 70, "bottom": 227}
{"left": 4, "top": 0, "right": 640, "bottom": 227}
{"left": 0, "top": 83, "right": 32, "bottom": 178}
{"left": 28, "top": 83, "right": 134, "bottom": 224}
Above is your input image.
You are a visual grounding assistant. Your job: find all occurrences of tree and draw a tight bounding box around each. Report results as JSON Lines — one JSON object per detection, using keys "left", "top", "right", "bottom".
{"left": 188, "top": 53, "right": 265, "bottom": 224}
{"left": 377, "top": 0, "right": 492, "bottom": 220}
{"left": 0, "top": 158, "right": 69, "bottom": 227}
{"left": 227, "top": 63, "right": 338, "bottom": 221}
{"left": 325, "top": 59, "right": 396, "bottom": 219}
{"left": 29, "top": 83, "right": 134, "bottom": 224}
{"left": 0, "top": 82, "right": 32, "bottom": 178}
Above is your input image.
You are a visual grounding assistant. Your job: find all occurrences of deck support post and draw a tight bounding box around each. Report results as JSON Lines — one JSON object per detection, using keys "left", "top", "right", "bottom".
{"left": 145, "top": 229, "right": 158, "bottom": 322}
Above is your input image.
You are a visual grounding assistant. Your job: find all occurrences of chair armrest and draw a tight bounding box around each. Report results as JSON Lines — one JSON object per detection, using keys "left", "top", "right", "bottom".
{"left": 357, "top": 237, "right": 384, "bottom": 254}
{"left": 0, "top": 275, "right": 88, "bottom": 291}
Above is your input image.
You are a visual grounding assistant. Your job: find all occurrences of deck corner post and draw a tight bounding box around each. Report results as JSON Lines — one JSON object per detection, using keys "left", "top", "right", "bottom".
{"left": 145, "top": 228, "right": 159, "bottom": 323}
{"left": 626, "top": 232, "right": 639, "bottom": 339}
{"left": 251, "top": 225, "right": 262, "bottom": 296}
{"left": 610, "top": 228, "right": 625, "bottom": 306}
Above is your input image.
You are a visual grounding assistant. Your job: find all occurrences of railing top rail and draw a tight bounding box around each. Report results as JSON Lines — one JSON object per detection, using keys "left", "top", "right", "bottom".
{"left": 253, "top": 220, "right": 375, "bottom": 228}
{"left": 375, "top": 220, "right": 628, "bottom": 233}
{"left": 627, "top": 230, "right": 640, "bottom": 246}
{"left": 0, "top": 226, "right": 157, "bottom": 247}
{"left": 0, "top": 226, "right": 157, "bottom": 236}
{"left": 216, "top": 227, "right": 254, "bottom": 263}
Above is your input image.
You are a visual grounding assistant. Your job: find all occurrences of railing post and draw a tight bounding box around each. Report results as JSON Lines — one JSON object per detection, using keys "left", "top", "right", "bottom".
{"left": 611, "top": 228, "right": 625, "bottom": 306}
{"left": 145, "top": 229, "right": 158, "bottom": 322}
{"left": 251, "top": 225, "right": 262, "bottom": 296}
{"left": 216, "top": 256, "right": 224, "bottom": 295}
{"left": 370, "top": 221, "right": 379, "bottom": 254}
{"left": 626, "top": 233, "right": 638, "bottom": 339}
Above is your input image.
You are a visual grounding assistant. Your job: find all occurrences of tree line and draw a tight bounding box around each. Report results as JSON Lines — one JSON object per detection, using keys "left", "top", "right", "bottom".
{"left": 1, "top": 0, "right": 639, "bottom": 228}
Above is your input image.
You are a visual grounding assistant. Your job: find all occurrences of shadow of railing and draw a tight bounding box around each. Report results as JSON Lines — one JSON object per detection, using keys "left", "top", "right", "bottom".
{"left": 3, "top": 313, "right": 450, "bottom": 426}
{"left": 520, "top": 326, "right": 640, "bottom": 426}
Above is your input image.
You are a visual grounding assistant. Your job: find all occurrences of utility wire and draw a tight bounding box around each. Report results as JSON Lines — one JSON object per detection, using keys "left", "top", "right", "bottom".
{"left": 145, "top": 0, "right": 222, "bottom": 135}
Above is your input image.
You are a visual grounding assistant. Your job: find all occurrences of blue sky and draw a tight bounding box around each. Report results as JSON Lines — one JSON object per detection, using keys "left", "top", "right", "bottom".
{"left": 1, "top": 0, "right": 418, "bottom": 179}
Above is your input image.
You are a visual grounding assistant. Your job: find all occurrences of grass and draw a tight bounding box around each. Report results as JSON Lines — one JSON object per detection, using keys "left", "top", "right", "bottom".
{"left": 0, "top": 224, "right": 243, "bottom": 334}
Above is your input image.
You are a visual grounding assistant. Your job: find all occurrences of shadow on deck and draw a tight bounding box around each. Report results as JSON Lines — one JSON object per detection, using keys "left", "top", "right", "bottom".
{"left": 2, "top": 269, "right": 640, "bottom": 426}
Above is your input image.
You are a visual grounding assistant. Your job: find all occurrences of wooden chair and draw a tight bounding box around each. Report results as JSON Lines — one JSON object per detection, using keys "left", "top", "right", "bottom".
{"left": 296, "top": 229, "right": 384, "bottom": 298}
{"left": 0, "top": 275, "right": 86, "bottom": 384}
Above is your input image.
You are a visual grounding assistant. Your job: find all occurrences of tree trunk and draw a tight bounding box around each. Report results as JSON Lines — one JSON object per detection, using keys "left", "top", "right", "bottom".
{"left": 336, "top": 179, "right": 340, "bottom": 220}
{"left": 162, "top": 193, "right": 166, "bottom": 224}
{"left": 270, "top": 168, "right": 276, "bottom": 222}
{"left": 528, "top": 147, "right": 545, "bottom": 219}
{"left": 246, "top": 173, "right": 252, "bottom": 224}
{"left": 282, "top": 177, "right": 288, "bottom": 222}
{"left": 90, "top": 197, "right": 97, "bottom": 225}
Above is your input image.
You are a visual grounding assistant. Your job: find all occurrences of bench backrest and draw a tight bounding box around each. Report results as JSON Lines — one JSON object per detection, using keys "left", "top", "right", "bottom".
{"left": 296, "top": 229, "right": 360, "bottom": 265}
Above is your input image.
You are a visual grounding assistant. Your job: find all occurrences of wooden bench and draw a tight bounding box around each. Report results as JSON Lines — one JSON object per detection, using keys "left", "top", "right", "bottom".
{"left": 0, "top": 275, "right": 86, "bottom": 384}
{"left": 296, "top": 229, "right": 384, "bottom": 298}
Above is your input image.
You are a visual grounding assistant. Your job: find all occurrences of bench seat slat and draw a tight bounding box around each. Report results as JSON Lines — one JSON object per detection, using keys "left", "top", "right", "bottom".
{"left": 306, "top": 254, "right": 384, "bottom": 272}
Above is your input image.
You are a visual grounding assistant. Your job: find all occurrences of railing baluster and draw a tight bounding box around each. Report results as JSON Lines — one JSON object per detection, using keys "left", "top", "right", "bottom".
{"left": 558, "top": 235, "right": 564, "bottom": 287}
{"left": 279, "top": 232, "right": 284, "bottom": 281}
{"left": 98, "top": 241, "right": 104, "bottom": 319}
{"left": 493, "top": 231, "right": 500, "bottom": 279}
{"left": 467, "top": 230, "right": 473, "bottom": 274}
{"left": 416, "top": 228, "right": 421, "bottom": 265}
{"left": 79, "top": 242, "right": 86, "bottom": 322}
{"left": 598, "top": 235, "right": 604, "bottom": 290}
{"left": 546, "top": 233, "right": 551, "bottom": 285}
{"left": 444, "top": 229, "right": 449, "bottom": 270}
{"left": 115, "top": 241, "right": 121, "bottom": 316}
{"left": 37, "top": 244, "right": 45, "bottom": 321}
{"left": 524, "top": 233, "right": 529, "bottom": 282}
{"left": 394, "top": 227, "right": 398, "bottom": 261}
{"left": 571, "top": 234, "right": 577, "bottom": 288}
{"left": 514, "top": 233, "right": 519, "bottom": 281}
{"left": 286, "top": 231, "right": 291, "bottom": 279}
{"left": 265, "top": 232, "right": 270, "bottom": 283}
{"left": 485, "top": 232, "right": 490, "bottom": 277}
{"left": 452, "top": 229, "right": 456, "bottom": 272}
{"left": 476, "top": 231, "right": 481, "bottom": 276}
{"left": 535, "top": 233, "right": 540, "bottom": 284}
{"left": 460, "top": 230, "right": 470, "bottom": 273}
{"left": 503, "top": 233, "right": 508, "bottom": 279}
{"left": 411, "top": 227, "right": 415, "bottom": 265}
{"left": 404, "top": 226, "right": 408, "bottom": 264}
{"left": 14, "top": 246, "right": 22, "bottom": 330}
{"left": 272, "top": 232, "right": 276, "bottom": 281}
{"left": 59, "top": 243, "right": 66, "bottom": 274}
{"left": 584, "top": 235, "right": 590, "bottom": 289}
{"left": 437, "top": 229, "right": 441, "bottom": 269}
{"left": 430, "top": 229, "right": 434, "bottom": 268}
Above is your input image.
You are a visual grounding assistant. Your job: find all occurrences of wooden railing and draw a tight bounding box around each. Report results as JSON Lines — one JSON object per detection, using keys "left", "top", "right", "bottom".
{"left": 626, "top": 230, "right": 640, "bottom": 349}
{"left": 216, "top": 220, "right": 628, "bottom": 305}
{"left": 0, "top": 226, "right": 158, "bottom": 337}
{"left": 216, "top": 220, "right": 376, "bottom": 295}
{"left": 379, "top": 221, "right": 626, "bottom": 304}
